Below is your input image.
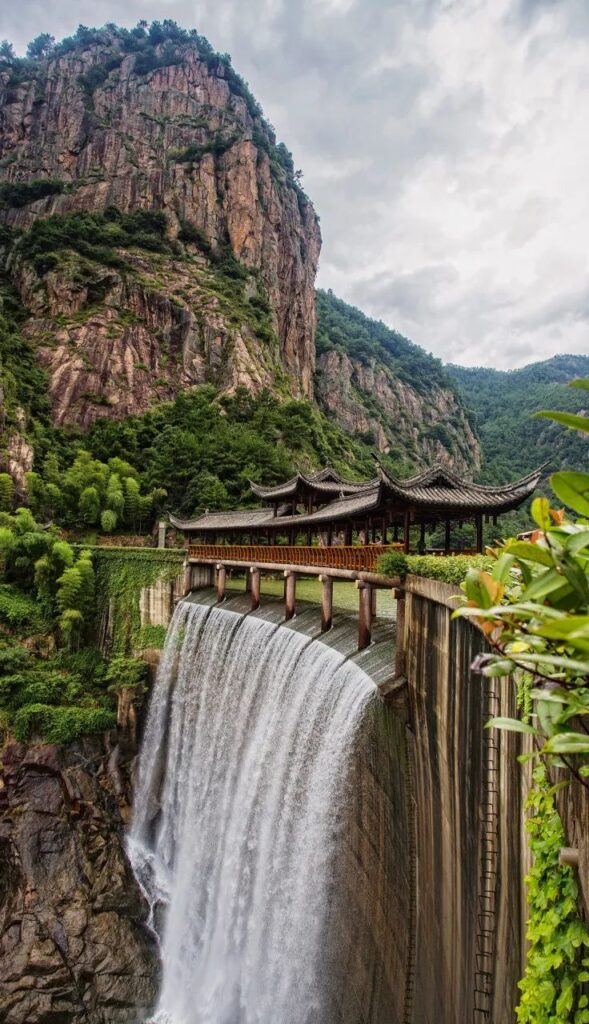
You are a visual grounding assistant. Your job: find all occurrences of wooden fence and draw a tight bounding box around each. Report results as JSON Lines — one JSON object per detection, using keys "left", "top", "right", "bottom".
{"left": 188, "top": 543, "right": 404, "bottom": 573}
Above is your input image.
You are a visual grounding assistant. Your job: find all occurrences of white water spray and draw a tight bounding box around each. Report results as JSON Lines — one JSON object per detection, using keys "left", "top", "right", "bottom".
{"left": 129, "top": 600, "right": 375, "bottom": 1024}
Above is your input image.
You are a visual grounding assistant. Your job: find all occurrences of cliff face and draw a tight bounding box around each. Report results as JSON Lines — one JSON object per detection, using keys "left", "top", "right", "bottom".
{"left": 0, "top": 737, "right": 158, "bottom": 1023}
{"left": 316, "top": 291, "right": 481, "bottom": 476}
{"left": 0, "top": 35, "right": 320, "bottom": 427}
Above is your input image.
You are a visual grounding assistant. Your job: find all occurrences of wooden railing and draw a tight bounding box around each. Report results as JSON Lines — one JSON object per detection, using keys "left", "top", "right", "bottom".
{"left": 188, "top": 543, "right": 404, "bottom": 573}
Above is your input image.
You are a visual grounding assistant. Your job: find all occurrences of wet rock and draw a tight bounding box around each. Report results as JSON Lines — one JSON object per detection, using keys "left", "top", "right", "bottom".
{"left": 0, "top": 737, "right": 159, "bottom": 1023}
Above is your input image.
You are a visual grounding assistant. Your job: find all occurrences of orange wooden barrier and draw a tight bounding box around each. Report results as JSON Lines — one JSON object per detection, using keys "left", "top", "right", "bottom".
{"left": 187, "top": 544, "right": 404, "bottom": 573}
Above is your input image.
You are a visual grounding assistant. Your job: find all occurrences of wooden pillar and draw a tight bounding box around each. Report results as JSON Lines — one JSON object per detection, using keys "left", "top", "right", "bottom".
{"left": 319, "top": 574, "right": 333, "bottom": 632}
{"left": 444, "top": 518, "right": 451, "bottom": 555}
{"left": 306, "top": 527, "right": 312, "bottom": 547}
{"left": 403, "top": 509, "right": 411, "bottom": 554}
{"left": 393, "top": 523, "right": 399, "bottom": 542}
{"left": 370, "top": 586, "right": 377, "bottom": 618}
{"left": 345, "top": 522, "right": 353, "bottom": 546}
{"left": 357, "top": 581, "right": 372, "bottom": 650}
{"left": 476, "top": 514, "right": 484, "bottom": 554}
{"left": 245, "top": 569, "right": 252, "bottom": 593}
{"left": 216, "top": 563, "right": 226, "bottom": 602}
{"left": 394, "top": 588, "right": 406, "bottom": 677}
{"left": 284, "top": 571, "right": 296, "bottom": 621}
{"left": 327, "top": 524, "right": 333, "bottom": 546}
{"left": 250, "top": 567, "right": 260, "bottom": 610}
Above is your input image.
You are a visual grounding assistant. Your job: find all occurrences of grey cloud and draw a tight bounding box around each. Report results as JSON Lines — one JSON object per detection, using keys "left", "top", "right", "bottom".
{"left": 2, "top": 0, "right": 588, "bottom": 369}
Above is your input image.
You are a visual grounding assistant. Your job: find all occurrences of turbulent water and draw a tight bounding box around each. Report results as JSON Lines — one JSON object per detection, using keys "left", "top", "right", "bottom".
{"left": 128, "top": 599, "right": 376, "bottom": 1024}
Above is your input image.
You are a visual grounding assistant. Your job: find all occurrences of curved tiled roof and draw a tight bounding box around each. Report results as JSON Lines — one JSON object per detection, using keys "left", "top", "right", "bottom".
{"left": 250, "top": 470, "right": 377, "bottom": 500}
{"left": 172, "top": 462, "right": 548, "bottom": 531}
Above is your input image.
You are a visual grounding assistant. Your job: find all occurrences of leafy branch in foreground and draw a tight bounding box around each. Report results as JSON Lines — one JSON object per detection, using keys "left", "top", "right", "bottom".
{"left": 453, "top": 378, "right": 589, "bottom": 783}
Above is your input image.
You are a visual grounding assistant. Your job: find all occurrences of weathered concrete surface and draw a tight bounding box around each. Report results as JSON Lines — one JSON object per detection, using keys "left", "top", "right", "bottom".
{"left": 0, "top": 737, "right": 158, "bottom": 1023}
{"left": 403, "top": 576, "right": 527, "bottom": 1023}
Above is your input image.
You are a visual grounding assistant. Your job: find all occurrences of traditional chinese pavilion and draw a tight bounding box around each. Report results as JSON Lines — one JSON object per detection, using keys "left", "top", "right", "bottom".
{"left": 171, "top": 462, "right": 546, "bottom": 555}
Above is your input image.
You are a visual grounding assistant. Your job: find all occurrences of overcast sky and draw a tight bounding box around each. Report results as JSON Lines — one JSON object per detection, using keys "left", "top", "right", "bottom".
{"left": 2, "top": 0, "right": 588, "bottom": 369}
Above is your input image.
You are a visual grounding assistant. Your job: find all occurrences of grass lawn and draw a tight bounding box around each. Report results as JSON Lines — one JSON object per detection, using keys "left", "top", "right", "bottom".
{"left": 225, "top": 574, "right": 396, "bottom": 619}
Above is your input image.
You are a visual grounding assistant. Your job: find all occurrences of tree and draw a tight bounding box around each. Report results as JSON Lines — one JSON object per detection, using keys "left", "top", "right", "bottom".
{"left": 124, "top": 477, "right": 140, "bottom": 530}
{"left": 0, "top": 473, "right": 14, "bottom": 512}
{"left": 101, "top": 509, "right": 117, "bottom": 533}
{"left": 0, "top": 41, "right": 15, "bottom": 62}
{"left": 24, "top": 471, "right": 46, "bottom": 518}
{"left": 79, "top": 485, "right": 100, "bottom": 526}
{"left": 26, "top": 33, "right": 55, "bottom": 59}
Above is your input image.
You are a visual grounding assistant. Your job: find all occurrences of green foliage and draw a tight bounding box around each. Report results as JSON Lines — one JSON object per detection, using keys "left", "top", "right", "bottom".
{"left": 84, "top": 386, "right": 375, "bottom": 516}
{"left": 516, "top": 766, "right": 589, "bottom": 1023}
{"left": 0, "top": 584, "right": 47, "bottom": 632}
{"left": 455, "top": 381, "right": 589, "bottom": 774}
{"left": 26, "top": 33, "right": 55, "bottom": 59}
{"left": 0, "top": 273, "right": 51, "bottom": 430}
{"left": 449, "top": 354, "right": 589, "bottom": 486}
{"left": 0, "top": 178, "right": 64, "bottom": 209}
{"left": 13, "top": 703, "right": 115, "bottom": 744}
{"left": 104, "top": 654, "right": 148, "bottom": 690}
{"left": 0, "top": 638, "right": 116, "bottom": 744}
{"left": 402, "top": 553, "right": 493, "bottom": 585}
{"left": 0, "top": 473, "right": 15, "bottom": 512}
{"left": 377, "top": 551, "right": 409, "bottom": 578}
{"left": 90, "top": 547, "right": 184, "bottom": 655}
{"left": 315, "top": 288, "right": 451, "bottom": 395}
{"left": 16, "top": 207, "right": 171, "bottom": 276}
{"left": 170, "top": 132, "right": 238, "bottom": 164}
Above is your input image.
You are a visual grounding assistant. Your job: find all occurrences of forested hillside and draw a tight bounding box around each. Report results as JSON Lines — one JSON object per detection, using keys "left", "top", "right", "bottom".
{"left": 315, "top": 289, "right": 480, "bottom": 476}
{"left": 449, "top": 354, "right": 589, "bottom": 482}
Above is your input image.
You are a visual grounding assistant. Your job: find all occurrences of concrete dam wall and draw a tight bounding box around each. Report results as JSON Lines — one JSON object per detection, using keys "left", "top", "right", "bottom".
{"left": 130, "top": 577, "right": 528, "bottom": 1022}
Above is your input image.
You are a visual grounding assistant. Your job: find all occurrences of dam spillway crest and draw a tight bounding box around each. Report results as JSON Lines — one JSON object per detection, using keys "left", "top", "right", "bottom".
{"left": 129, "top": 600, "right": 378, "bottom": 1023}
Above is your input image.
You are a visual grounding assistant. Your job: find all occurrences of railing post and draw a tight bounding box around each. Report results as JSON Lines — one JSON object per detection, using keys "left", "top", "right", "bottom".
{"left": 319, "top": 574, "right": 333, "bottom": 632}
{"left": 370, "top": 586, "right": 377, "bottom": 618}
{"left": 394, "top": 587, "right": 406, "bottom": 677}
{"left": 357, "top": 581, "right": 372, "bottom": 650}
{"left": 250, "top": 567, "right": 260, "bottom": 610}
{"left": 284, "top": 571, "right": 296, "bottom": 620}
{"left": 216, "top": 563, "right": 226, "bottom": 602}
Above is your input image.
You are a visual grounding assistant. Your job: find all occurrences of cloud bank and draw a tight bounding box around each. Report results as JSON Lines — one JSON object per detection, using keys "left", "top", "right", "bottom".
{"left": 2, "top": 0, "right": 588, "bottom": 368}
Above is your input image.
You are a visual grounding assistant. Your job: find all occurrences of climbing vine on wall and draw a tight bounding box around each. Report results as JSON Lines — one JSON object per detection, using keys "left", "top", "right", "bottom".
{"left": 88, "top": 547, "right": 184, "bottom": 655}
{"left": 517, "top": 766, "right": 589, "bottom": 1024}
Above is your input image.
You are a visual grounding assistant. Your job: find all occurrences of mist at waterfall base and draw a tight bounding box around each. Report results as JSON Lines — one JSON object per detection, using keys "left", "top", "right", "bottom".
{"left": 128, "top": 600, "right": 376, "bottom": 1024}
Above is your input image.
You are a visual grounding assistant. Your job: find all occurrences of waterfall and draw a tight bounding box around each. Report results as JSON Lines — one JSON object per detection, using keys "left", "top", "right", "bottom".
{"left": 128, "top": 599, "right": 376, "bottom": 1024}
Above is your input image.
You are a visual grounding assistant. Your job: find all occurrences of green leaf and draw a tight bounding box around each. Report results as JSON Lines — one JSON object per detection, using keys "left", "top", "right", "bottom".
{"left": 551, "top": 472, "right": 589, "bottom": 518}
{"left": 505, "top": 540, "right": 554, "bottom": 567}
{"left": 536, "top": 410, "right": 589, "bottom": 434}
{"left": 565, "top": 531, "right": 589, "bottom": 556}
{"left": 531, "top": 496, "right": 551, "bottom": 530}
{"left": 486, "top": 716, "right": 539, "bottom": 735}
{"left": 544, "top": 732, "right": 589, "bottom": 754}
{"left": 522, "top": 567, "right": 568, "bottom": 602}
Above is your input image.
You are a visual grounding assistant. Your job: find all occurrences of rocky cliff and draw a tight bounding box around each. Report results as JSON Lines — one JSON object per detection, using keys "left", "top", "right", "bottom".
{"left": 0, "top": 735, "right": 158, "bottom": 1023}
{"left": 0, "top": 25, "right": 320, "bottom": 428}
{"left": 315, "top": 290, "right": 480, "bottom": 476}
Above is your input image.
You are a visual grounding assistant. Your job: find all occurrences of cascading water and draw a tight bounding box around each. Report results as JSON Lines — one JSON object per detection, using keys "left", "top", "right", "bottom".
{"left": 128, "top": 599, "right": 376, "bottom": 1024}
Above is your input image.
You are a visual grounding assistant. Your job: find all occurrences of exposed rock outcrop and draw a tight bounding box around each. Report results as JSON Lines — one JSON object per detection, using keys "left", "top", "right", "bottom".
{"left": 317, "top": 348, "right": 480, "bottom": 476}
{"left": 0, "top": 737, "right": 158, "bottom": 1023}
{"left": 0, "top": 35, "right": 320, "bottom": 426}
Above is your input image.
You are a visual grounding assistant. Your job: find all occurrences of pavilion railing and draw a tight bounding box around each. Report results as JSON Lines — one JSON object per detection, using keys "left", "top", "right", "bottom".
{"left": 187, "top": 544, "right": 405, "bottom": 573}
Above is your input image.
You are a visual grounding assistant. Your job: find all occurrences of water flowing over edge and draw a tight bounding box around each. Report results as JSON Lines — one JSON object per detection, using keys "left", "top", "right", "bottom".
{"left": 128, "top": 599, "right": 377, "bottom": 1024}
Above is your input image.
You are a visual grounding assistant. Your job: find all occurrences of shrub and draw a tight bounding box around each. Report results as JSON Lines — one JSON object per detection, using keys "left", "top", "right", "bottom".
{"left": 13, "top": 703, "right": 116, "bottom": 743}
{"left": 405, "top": 553, "right": 493, "bottom": 585}
{"left": 378, "top": 550, "right": 408, "bottom": 578}
{"left": 0, "top": 178, "right": 64, "bottom": 210}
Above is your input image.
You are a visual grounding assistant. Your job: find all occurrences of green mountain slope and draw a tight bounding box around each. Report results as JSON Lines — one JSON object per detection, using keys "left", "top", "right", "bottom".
{"left": 315, "top": 289, "right": 480, "bottom": 476}
{"left": 448, "top": 354, "right": 589, "bottom": 483}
